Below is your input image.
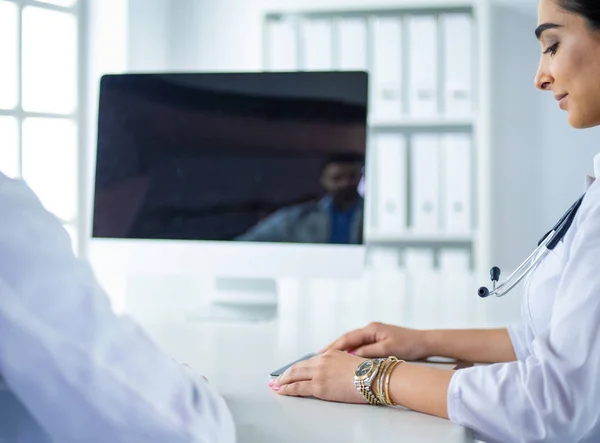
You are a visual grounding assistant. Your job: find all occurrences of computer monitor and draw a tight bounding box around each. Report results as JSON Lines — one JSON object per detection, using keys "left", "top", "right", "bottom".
{"left": 89, "top": 72, "right": 369, "bottom": 321}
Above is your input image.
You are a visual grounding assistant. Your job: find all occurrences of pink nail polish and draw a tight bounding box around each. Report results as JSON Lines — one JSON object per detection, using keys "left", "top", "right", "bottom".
{"left": 272, "top": 386, "right": 280, "bottom": 392}
{"left": 349, "top": 351, "right": 356, "bottom": 355}
{"left": 268, "top": 380, "right": 275, "bottom": 387}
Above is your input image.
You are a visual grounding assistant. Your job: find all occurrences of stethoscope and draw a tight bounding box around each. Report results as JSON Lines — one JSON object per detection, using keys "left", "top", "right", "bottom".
{"left": 478, "top": 194, "right": 586, "bottom": 298}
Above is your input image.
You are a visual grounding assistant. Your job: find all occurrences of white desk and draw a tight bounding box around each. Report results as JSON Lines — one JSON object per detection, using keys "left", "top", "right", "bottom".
{"left": 122, "top": 269, "right": 520, "bottom": 443}
{"left": 143, "top": 320, "right": 472, "bottom": 443}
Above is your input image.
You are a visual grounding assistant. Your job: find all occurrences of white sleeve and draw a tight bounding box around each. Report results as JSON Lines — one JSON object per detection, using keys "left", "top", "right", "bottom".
{"left": 0, "top": 174, "right": 235, "bottom": 443}
{"left": 506, "top": 321, "right": 529, "bottom": 361}
{"left": 447, "top": 185, "right": 600, "bottom": 443}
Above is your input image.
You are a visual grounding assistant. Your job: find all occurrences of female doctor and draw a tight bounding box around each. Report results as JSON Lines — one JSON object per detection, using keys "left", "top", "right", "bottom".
{"left": 273, "top": 1, "right": 600, "bottom": 442}
{"left": 0, "top": 179, "right": 235, "bottom": 437}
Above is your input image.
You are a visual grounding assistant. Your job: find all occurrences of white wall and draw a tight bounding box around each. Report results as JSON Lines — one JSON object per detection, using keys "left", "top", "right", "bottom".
{"left": 127, "top": 0, "right": 170, "bottom": 71}
{"left": 169, "top": 0, "right": 204, "bottom": 70}
{"left": 538, "top": 97, "right": 600, "bottom": 225}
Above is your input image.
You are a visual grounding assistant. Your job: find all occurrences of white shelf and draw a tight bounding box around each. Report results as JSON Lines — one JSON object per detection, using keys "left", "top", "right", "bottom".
{"left": 368, "top": 116, "right": 474, "bottom": 129}
{"left": 264, "top": 1, "right": 492, "bottom": 271}
{"left": 365, "top": 232, "right": 473, "bottom": 245}
{"left": 266, "top": 1, "right": 477, "bottom": 17}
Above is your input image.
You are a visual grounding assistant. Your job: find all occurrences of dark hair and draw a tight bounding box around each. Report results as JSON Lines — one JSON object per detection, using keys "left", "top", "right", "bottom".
{"left": 322, "top": 152, "right": 365, "bottom": 170}
{"left": 558, "top": 0, "right": 600, "bottom": 29}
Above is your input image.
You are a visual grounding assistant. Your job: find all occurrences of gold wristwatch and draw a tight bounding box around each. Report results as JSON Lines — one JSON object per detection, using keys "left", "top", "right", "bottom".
{"left": 354, "top": 358, "right": 384, "bottom": 405}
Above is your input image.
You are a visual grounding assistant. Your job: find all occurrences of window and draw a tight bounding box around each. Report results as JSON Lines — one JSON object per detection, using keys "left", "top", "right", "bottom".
{"left": 0, "top": 0, "right": 81, "bottom": 254}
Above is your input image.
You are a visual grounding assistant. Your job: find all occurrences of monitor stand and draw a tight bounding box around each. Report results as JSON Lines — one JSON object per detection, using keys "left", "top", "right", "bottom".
{"left": 186, "top": 277, "right": 278, "bottom": 323}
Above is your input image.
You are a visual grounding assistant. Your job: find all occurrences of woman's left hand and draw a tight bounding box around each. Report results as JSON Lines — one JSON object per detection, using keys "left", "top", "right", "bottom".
{"left": 271, "top": 350, "right": 368, "bottom": 404}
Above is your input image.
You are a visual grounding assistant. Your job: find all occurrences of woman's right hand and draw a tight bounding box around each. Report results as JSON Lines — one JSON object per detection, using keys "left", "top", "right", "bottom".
{"left": 321, "top": 322, "right": 430, "bottom": 361}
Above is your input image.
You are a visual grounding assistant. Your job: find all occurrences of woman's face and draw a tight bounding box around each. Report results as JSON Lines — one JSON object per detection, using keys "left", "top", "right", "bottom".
{"left": 535, "top": 0, "right": 600, "bottom": 128}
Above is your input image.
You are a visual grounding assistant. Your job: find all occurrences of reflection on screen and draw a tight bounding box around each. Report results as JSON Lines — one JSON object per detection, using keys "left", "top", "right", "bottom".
{"left": 93, "top": 72, "right": 368, "bottom": 245}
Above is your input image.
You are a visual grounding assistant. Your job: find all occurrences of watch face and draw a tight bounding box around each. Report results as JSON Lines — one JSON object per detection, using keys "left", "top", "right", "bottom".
{"left": 355, "top": 360, "right": 374, "bottom": 377}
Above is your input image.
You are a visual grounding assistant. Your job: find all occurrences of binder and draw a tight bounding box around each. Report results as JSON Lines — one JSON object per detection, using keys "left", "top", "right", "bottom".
{"left": 438, "top": 251, "right": 474, "bottom": 327}
{"left": 407, "top": 15, "right": 439, "bottom": 117}
{"left": 340, "top": 273, "right": 373, "bottom": 327}
{"left": 408, "top": 270, "right": 442, "bottom": 328}
{"left": 369, "top": 268, "right": 408, "bottom": 325}
{"left": 0, "top": 116, "right": 19, "bottom": 178}
{"left": 266, "top": 18, "right": 298, "bottom": 71}
{"left": 441, "top": 133, "right": 472, "bottom": 234}
{"left": 367, "top": 247, "right": 401, "bottom": 270}
{"left": 438, "top": 248, "right": 471, "bottom": 271}
{"left": 438, "top": 247, "right": 473, "bottom": 327}
{"left": 375, "top": 133, "right": 407, "bottom": 234}
{"left": 404, "top": 247, "right": 439, "bottom": 328}
{"left": 337, "top": 17, "right": 368, "bottom": 71}
{"left": 441, "top": 13, "right": 473, "bottom": 117}
{"left": 438, "top": 269, "right": 474, "bottom": 327}
{"left": 300, "top": 18, "right": 333, "bottom": 70}
{"left": 404, "top": 247, "right": 435, "bottom": 271}
{"left": 371, "top": 16, "right": 403, "bottom": 119}
{"left": 410, "top": 134, "right": 440, "bottom": 233}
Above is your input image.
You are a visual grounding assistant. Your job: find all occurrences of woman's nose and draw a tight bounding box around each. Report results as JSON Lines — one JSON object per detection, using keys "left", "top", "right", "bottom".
{"left": 534, "top": 62, "right": 553, "bottom": 91}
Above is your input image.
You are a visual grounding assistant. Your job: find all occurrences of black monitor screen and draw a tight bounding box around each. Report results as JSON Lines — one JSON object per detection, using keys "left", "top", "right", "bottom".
{"left": 93, "top": 72, "right": 368, "bottom": 245}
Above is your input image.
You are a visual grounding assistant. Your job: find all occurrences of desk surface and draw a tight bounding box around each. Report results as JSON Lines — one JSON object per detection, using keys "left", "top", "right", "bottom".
{"left": 121, "top": 269, "right": 518, "bottom": 443}
{"left": 144, "top": 320, "right": 474, "bottom": 443}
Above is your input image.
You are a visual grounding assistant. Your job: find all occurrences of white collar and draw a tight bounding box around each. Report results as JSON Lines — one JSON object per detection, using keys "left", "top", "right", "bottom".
{"left": 594, "top": 152, "right": 600, "bottom": 178}
{"left": 584, "top": 152, "right": 600, "bottom": 190}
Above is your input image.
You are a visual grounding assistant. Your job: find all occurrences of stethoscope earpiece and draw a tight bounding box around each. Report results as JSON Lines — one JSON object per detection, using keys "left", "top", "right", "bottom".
{"left": 477, "top": 194, "right": 585, "bottom": 299}
{"left": 478, "top": 267, "right": 500, "bottom": 298}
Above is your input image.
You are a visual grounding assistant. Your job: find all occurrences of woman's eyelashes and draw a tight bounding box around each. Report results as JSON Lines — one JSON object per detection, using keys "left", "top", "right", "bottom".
{"left": 543, "top": 42, "right": 559, "bottom": 56}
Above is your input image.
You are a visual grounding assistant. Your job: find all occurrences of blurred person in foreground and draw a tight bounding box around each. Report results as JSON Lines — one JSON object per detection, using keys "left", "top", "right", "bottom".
{"left": 0, "top": 171, "right": 235, "bottom": 442}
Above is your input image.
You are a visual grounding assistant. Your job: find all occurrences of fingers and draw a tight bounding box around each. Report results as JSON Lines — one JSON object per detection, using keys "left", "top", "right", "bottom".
{"left": 319, "top": 336, "right": 340, "bottom": 353}
{"left": 352, "top": 342, "right": 387, "bottom": 358}
{"left": 322, "top": 326, "right": 377, "bottom": 353}
{"left": 275, "top": 359, "right": 314, "bottom": 386}
{"left": 275, "top": 381, "right": 313, "bottom": 397}
{"left": 320, "top": 331, "right": 362, "bottom": 353}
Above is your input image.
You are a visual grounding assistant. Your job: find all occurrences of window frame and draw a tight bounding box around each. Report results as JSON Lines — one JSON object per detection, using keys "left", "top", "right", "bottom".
{"left": 0, "top": 0, "right": 85, "bottom": 255}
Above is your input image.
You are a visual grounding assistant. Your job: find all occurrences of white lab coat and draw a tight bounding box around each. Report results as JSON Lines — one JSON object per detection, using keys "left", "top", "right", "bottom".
{"left": 0, "top": 172, "right": 236, "bottom": 443}
{"left": 448, "top": 153, "right": 600, "bottom": 443}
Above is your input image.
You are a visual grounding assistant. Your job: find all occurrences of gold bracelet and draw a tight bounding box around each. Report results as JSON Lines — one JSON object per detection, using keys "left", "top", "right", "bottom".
{"left": 383, "top": 359, "right": 405, "bottom": 406}
{"left": 371, "top": 357, "right": 399, "bottom": 406}
{"left": 376, "top": 358, "right": 397, "bottom": 406}
{"left": 375, "top": 358, "right": 393, "bottom": 404}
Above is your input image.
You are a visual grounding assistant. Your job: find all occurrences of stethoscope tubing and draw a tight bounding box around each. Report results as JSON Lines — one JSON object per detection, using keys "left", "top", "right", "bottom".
{"left": 479, "top": 194, "right": 585, "bottom": 299}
